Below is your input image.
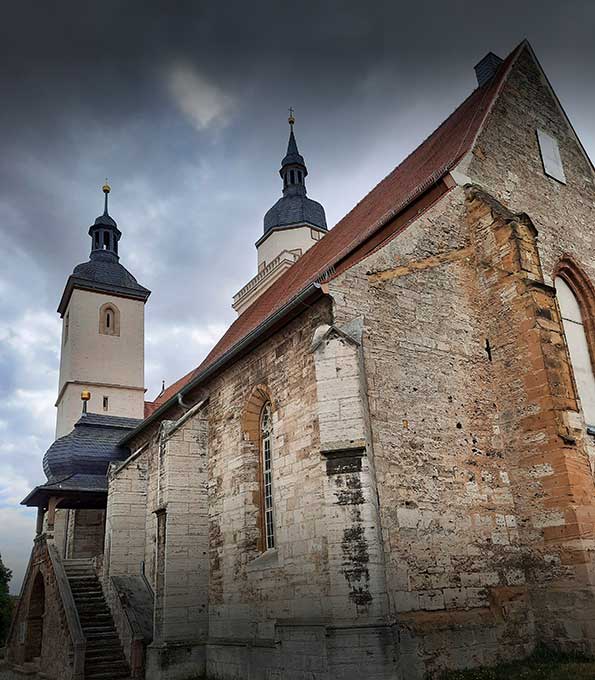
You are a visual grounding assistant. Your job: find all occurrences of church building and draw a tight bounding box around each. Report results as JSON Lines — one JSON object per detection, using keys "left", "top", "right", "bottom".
{"left": 5, "top": 40, "right": 595, "bottom": 680}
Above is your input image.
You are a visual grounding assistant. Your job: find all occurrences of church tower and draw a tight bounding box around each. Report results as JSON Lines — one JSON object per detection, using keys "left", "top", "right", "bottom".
{"left": 55, "top": 183, "right": 150, "bottom": 437}
{"left": 232, "top": 112, "right": 327, "bottom": 314}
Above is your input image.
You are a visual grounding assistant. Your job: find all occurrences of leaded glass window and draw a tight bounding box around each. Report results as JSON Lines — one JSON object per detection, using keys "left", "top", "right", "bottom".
{"left": 260, "top": 402, "right": 275, "bottom": 550}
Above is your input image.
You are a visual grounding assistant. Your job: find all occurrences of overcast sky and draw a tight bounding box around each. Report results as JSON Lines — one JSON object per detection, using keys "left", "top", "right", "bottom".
{"left": 1, "top": 1, "right": 594, "bottom": 593}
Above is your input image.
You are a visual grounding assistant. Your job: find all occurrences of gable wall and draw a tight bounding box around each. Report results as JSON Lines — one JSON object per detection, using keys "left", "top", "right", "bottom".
{"left": 465, "top": 46, "right": 595, "bottom": 284}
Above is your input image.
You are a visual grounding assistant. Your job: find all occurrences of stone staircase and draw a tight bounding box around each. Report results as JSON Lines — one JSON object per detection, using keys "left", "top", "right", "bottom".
{"left": 63, "top": 559, "right": 131, "bottom": 680}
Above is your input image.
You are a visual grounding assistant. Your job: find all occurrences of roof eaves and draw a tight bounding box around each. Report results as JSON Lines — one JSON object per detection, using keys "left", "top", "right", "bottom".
{"left": 57, "top": 275, "right": 151, "bottom": 317}
{"left": 119, "top": 281, "right": 325, "bottom": 446}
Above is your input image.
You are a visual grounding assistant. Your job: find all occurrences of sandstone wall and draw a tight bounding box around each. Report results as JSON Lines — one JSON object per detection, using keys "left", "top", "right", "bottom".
{"left": 323, "top": 45, "right": 595, "bottom": 677}
{"left": 329, "top": 187, "right": 536, "bottom": 677}
{"left": 464, "top": 47, "right": 595, "bottom": 288}
{"left": 5, "top": 539, "right": 76, "bottom": 680}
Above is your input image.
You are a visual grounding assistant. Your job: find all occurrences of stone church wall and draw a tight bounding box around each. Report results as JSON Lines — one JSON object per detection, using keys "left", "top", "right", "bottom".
{"left": 105, "top": 453, "right": 149, "bottom": 577}
{"left": 465, "top": 46, "right": 595, "bottom": 655}
{"left": 113, "top": 296, "right": 401, "bottom": 679}
{"left": 329, "top": 188, "right": 535, "bottom": 677}
{"left": 324, "top": 45, "right": 595, "bottom": 677}
{"left": 464, "top": 47, "right": 595, "bottom": 289}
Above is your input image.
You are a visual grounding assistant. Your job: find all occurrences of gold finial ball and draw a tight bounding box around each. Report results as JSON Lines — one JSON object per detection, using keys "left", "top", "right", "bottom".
{"left": 102, "top": 180, "right": 111, "bottom": 194}
{"left": 81, "top": 390, "right": 91, "bottom": 402}
{"left": 288, "top": 113, "right": 295, "bottom": 125}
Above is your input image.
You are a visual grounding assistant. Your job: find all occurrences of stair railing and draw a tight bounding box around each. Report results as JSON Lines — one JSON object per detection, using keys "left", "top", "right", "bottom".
{"left": 48, "top": 543, "right": 86, "bottom": 680}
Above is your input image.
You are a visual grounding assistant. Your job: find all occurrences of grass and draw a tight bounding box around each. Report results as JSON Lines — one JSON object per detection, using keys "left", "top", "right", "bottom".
{"left": 440, "top": 645, "right": 595, "bottom": 679}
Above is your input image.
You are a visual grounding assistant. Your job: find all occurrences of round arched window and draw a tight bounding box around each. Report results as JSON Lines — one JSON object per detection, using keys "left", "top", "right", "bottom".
{"left": 99, "top": 303, "right": 120, "bottom": 336}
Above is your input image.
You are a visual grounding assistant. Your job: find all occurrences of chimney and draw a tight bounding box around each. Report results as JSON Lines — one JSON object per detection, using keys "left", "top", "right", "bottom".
{"left": 474, "top": 52, "right": 503, "bottom": 87}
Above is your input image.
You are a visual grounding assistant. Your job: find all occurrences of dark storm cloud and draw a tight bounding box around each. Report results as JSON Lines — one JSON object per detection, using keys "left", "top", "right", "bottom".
{"left": 1, "top": 0, "right": 594, "bottom": 590}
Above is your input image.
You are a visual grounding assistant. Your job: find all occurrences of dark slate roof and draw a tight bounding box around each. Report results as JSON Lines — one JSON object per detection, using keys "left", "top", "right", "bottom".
{"left": 264, "top": 123, "right": 328, "bottom": 234}
{"left": 263, "top": 194, "right": 327, "bottom": 233}
{"left": 281, "top": 129, "right": 305, "bottom": 167}
{"left": 23, "top": 413, "right": 141, "bottom": 507}
{"left": 94, "top": 211, "right": 118, "bottom": 228}
{"left": 42, "top": 412, "right": 140, "bottom": 482}
{"left": 58, "top": 253, "right": 151, "bottom": 316}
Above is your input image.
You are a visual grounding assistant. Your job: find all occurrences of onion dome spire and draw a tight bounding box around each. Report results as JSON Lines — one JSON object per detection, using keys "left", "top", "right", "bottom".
{"left": 57, "top": 181, "right": 150, "bottom": 317}
{"left": 263, "top": 110, "right": 327, "bottom": 235}
{"left": 280, "top": 109, "right": 307, "bottom": 196}
{"left": 89, "top": 180, "right": 121, "bottom": 262}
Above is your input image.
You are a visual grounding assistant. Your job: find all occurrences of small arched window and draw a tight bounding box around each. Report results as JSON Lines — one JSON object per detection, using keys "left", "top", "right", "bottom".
{"left": 99, "top": 303, "right": 120, "bottom": 337}
{"left": 555, "top": 273, "right": 595, "bottom": 426}
{"left": 290, "top": 170, "right": 295, "bottom": 184}
{"left": 260, "top": 402, "right": 275, "bottom": 550}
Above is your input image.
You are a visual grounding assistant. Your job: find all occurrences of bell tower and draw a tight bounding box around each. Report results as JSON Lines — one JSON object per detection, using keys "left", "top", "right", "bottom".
{"left": 232, "top": 112, "right": 327, "bottom": 315}
{"left": 55, "top": 183, "right": 150, "bottom": 438}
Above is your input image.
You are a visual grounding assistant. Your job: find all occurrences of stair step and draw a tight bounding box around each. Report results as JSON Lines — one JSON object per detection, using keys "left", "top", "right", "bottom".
{"left": 86, "top": 649, "right": 127, "bottom": 661}
{"left": 85, "top": 641, "right": 123, "bottom": 651}
{"left": 64, "top": 563, "right": 131, "bottom": 679}
{"left": 83, "top": 625, "right": 118, "bottom": 633}
{"left": 85, "top": 631, "right": 120, "bottom": 640}
{"left": 80, "top": 613, "right": 112, "bottom": 620}
{"left": 86, "top": 661, "right": 129, "bottom": 672}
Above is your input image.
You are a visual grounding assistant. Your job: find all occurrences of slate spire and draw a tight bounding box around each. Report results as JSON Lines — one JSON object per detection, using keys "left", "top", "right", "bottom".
{"left": 280, "top": 111, "right": 307, "bottom": 197}
{"left": 262, "top": 111, "right": 327, "bottom": 235}
{"left": 88, "top": 181, "right": 121, "bottom": 262}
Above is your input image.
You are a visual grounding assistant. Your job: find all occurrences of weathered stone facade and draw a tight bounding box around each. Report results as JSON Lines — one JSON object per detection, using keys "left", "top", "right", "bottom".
{"left": 6, "top": 538, "right": 83, "bottom": 679}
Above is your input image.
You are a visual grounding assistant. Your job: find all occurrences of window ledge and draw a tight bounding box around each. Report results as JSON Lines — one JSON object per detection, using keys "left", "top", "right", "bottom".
{"left": 246, "top": 548, "right": 279, "bottom": 572}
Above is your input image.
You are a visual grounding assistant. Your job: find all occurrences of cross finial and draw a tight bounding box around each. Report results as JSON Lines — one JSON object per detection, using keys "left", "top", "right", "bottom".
{"left": 288, "top": 107, "right": 295, "bottom": 127}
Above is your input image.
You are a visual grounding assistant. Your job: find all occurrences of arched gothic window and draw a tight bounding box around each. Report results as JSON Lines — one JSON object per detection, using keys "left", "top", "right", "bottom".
{"left": 99, "top": 303, "right": 120, "bottom": 337}
{"left": 555, "top": 272, "right": 595, "bottom": 426}
{"left": 260, "top": 402, "right": 275, "bottom": 550}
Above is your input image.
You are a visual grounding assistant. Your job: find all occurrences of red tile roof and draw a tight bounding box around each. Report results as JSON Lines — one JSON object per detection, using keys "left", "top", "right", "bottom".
{"left": 144, "top": 400, "right": 159, "bottom": 418}
{"left": 152, "top": 43, "right": 522, "bottom": 410}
